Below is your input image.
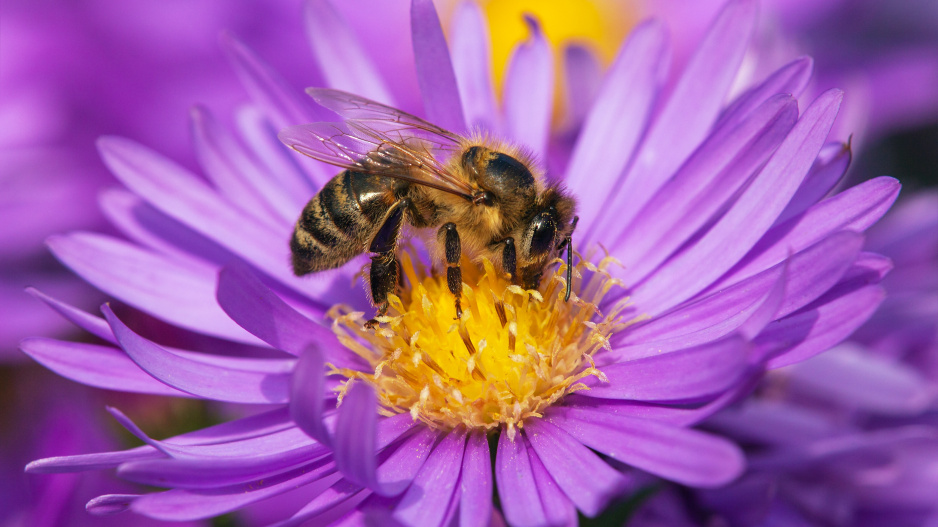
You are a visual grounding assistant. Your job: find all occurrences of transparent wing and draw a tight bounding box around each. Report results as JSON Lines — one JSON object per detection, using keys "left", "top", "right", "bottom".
{"left": 278, "top": 89, "right": 472, "bottom": 198}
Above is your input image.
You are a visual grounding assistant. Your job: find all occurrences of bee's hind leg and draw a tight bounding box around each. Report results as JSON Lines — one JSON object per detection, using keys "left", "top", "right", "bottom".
{"left": 439, "top": 222, "right": 463, "bottom": 319}
{"left": 364, "top": 200, "right": 407, "bottom": 329}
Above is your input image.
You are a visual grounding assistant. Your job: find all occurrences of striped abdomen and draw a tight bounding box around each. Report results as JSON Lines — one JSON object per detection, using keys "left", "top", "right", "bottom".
{"left": 291, "top": 170, "right": 399, "bottom": 275}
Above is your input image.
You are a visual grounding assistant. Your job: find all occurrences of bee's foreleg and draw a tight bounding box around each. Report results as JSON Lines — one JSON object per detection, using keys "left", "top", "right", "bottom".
{"left": 502, "top": 238, "right": 517, "bottom": 280}
{"left": 365, "top": 200, "right": 408, "bottom": 328}
{"left": 439, "top": 222, "right": 463, "bottom": 319}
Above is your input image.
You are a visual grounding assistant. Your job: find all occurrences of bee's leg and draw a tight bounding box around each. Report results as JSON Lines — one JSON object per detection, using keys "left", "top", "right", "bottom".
{"left": 364, "top": 254, "right": 399, "bottom": 329}
{"left": 502, "top": 238, "right": 517, "bottom": 280}
{"left": 439, "top": 222, "right": 463, "bottom": 319}
{"left": 364, "top": 200, "right": 408, "bottom": 329}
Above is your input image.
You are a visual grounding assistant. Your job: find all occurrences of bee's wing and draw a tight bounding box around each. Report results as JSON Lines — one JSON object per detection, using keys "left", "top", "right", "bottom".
{"left": 278, "top": 89, "right": 473, "bottom": 199}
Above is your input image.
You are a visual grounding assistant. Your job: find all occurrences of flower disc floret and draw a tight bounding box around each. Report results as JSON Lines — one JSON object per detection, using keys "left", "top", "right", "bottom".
{"left": 330, "top": 251, "right": 633, "bottom": 437}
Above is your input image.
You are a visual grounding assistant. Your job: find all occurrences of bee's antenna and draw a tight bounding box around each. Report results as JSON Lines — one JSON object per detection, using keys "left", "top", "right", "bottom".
{"left": 563, "top": 216, "right": 578, "bottom": 302}
{"left": 564, "top": 233, "right": 573, "bottom": 302}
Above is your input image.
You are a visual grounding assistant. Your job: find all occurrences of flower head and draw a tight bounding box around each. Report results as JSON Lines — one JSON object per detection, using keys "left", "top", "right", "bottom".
{"left": 21, "top": 0, "right": 898, "bottom": 525}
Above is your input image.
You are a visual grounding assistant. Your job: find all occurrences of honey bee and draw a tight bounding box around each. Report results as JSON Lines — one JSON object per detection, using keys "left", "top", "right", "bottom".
{"left": 279, "top": 89, "right": 578, "bottom": 326}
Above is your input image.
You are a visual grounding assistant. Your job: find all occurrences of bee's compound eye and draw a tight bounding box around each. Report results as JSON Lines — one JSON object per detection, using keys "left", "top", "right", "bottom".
{"left": 528, "top": 213, "right": 556, "bottom": 257}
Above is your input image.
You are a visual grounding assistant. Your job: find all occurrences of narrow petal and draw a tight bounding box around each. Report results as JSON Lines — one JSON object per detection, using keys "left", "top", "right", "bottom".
{"left": 269, "top": 480, "right": 371, "bottom": 527}
{"left": 716, "top": 56, "right": 814, "bottom": 130}
{"left": 590, "top": 0, "right": 757, "bottom": 237}
{"left": 333, "top": 382, "right": 380, "bottom": 491}
{"left": 304, "top": 0, "right": 393, "bottom": 104}
{"left": 411, "top": 0, "right": 465, "bottom": 132}
{"left": 526, "top": 436, "right": 577, "bottom": 526}
{"left": 525, "top": 420, "right": 628, "bottom": 517}
{"left": 376, "top": 427, "right": 438, "bottom": 496}
{"left": 634, "top": 89, "right": 844, "bottom": 315}
{"left": 450, "top": 1, "right": 497, "bottom": 132}
{"left": 27, "top": 447, "right": 161, "bottom": 474}
{"left": 459, "top": 431, "right": 493, "bottom": 527}
{"left": 20, "top": 338, "right": 193, "bottom": 397}
{"left": 613, "top": 93, "right": 798, "bottom": 280}
{"left": 234, "top": 105, "right": 321, "bottom": 198}
{"left": 216, "top": 263, "right": 342, "bottom": 357}
{"left": 548, "top": 406, "right": 745, "bottom": 487}
{"left": 86, "top": 495, "right": 138, "bottom": 515}
{"left": 191, "top": 105, "right": 298, "bottom": 227}
{"left": 713, "top": 176, "right": 900, "bottom": 291}
{"left": 103, "top": 305, "right": 290, "bottom": 404}
{"left": 587, "top": 336, "right": 749, "bottom": 402}
{"left": 394, "top": 428, "right": 467, "bottom": 527}
{"left": 48, "top": 232, "right": 258, "bottom": 345}
{"left": 561, "top": 44, "right": 603, "bottom": 133}
{"left": 290, "top": 346, "right": 332, "bottom": 445}
{"left": 566, "top": 20, "right": 669, "bottom": 235}
{"left": 97, "top": 136, "right": 341, "bottom": 302}
{"left": 787, "top": 344, "right": 932, "bottom": 415}
{"left": 503, "top": 16, "right": 552, "bottom": 158}
{"left": 774, "top": 142, "right": 851, "bottom": 226}
{"left": 25, "top": 288, "right": 115, "bottom": 344}
{"left": 220, "top": 32, "right": 328, "bottom": 130}
{"left": 496, "top": 432, "right": 547, "bottom": 527}
{"left": 764, "top": 286, "right": 886, "bottom": 369}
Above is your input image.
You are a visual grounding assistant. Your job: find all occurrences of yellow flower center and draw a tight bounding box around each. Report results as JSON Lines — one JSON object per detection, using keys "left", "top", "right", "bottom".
{"left": 329, "top": 250, "right": 633, "bottom": 438}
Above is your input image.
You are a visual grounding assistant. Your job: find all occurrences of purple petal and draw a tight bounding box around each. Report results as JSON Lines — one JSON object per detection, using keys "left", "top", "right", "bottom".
{"left": 20, "top": 338, "right": 194, "bottom": 397}
{"left": 496, "top": 432, "right": 547, "bottom": 527}
{"left": 410, "top": 0, "right": 465, "bottom": 132}
{"left": 589, "top": 0, "right": 757, "bottom": 238}
{"left": 774, "top": 142, "right": 851, "bottom": 226}
{"left": 459, "top": 431, "right": 493, "bottom": 527}
{"left": 304, "top": 0, "right": 393, "bottom": 105}
{"left": 376, "top": 426, "right": 438, "bottom": 496}
{"left": 27, "top": 446, "right": 161, "bottom": 474}
{"left": 763, "top": 285, "right": 886, "bottom": 369}
{"left": 548, "top": 406, "right": 745, "bottom": 487}
{"left": 787, "top": 344, "right": 931, "bottom": 415}
{"left": 503, "top": 16, "right": 552, "bottom": 158}
{"left": 586, "top": 335, "right": 749, "bottom": 403}
{"left": 103, "top": 305, "right": 290, "bottom": 404}
{"left": 25, "top": 287, "right": 115, "bottom": 344}
{"left": 449, "top": 1, "right": 497, "bottom": 132}
{"left": 560, "top": 44, "right": 603, "bottom": 133}
{"left": 564, "top": 20, "right": 668, "bottom": 234}
{"left": 47, "top": 232, "right": 259, "bottom": 345}
{"left": 131, "top": 468, "right": 344, "bottom": 520}
{"left": 706, "top": 399, "right": 840, "bottom": 446}
{"left": 86, "top": 495, "right": 138, "bottom": 515}
{"left": 634, "top": 89, "right": 844, "bottom": 315}
{"left": 525, "top": 436, "right": 577, "bottom": 526}
{"left": 394, "top": 428, "right": 467, "bottom": 527}
{"left": 234, "top": 105, "right": 320, "bottom": 200}
{"left": 716, "top": 56, "right": 814, "bottom": 131}
{"left": 290, "top": 345, "right": 332, "bottom": 445}
{"left": 714, "top": 176, "right": 900, "bottom": 291}
{"left": 268, "top": 480, "right": 371, "bottom": 527}
{"left": 220, "top": 32, "right": 327, "bottom": 131}
{"left": 613, "top": 93, "right": 799, "bottom": 281}
{"left": 216, "top": 262, "right": 345, "bottom": 358}
{"left": 191, "top": 105, "right": 298, "bottom": 227}
{"left": 333, "top": 382, "right": 379, "bottom": 491}
{"left": 525, "top": 419, "right": 628, "bottom": 516}
{"left": 97, "top": 136, "right": 341, "bottom": 302}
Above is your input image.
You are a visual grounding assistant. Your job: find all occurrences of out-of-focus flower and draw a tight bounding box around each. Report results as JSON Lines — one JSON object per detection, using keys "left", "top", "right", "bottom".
{"left": 21, "top": 0, "right": 899, "bottom": 524}
{"left": 631, "top": 192, "right": 938, "bottom": 526}
{"left": 0, "top": 0, "right": 315, "bottom": 356}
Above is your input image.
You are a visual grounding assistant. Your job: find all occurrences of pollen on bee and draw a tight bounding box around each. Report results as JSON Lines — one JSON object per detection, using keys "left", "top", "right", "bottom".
{"left": 327, "top": 249, "right": 637, "bottom": 433}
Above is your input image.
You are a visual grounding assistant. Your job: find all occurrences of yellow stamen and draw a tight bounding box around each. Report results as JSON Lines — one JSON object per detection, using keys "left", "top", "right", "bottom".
{"left": 329, "top": 249, "right": 636, "bottom": 435}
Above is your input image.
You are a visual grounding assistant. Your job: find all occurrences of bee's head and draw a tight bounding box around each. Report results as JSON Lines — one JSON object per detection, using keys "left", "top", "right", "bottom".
{"left": 518, "top": 186, "right": 577, "bottom": 291}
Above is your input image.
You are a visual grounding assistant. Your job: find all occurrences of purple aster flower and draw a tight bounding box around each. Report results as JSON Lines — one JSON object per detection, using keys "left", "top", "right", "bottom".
{"left": 630, "top": 192, "right": 938, "bottom": 526}
{"left": 21, "top": 0, "right": 898, "bottom": 525}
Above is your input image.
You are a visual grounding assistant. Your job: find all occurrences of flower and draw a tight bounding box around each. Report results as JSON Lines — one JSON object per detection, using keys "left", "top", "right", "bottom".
{"left": 629, "top": 192, "right": 938, "bottom": 526}
{"left": 22, "top": 0, "right": 897, "bottom": 525}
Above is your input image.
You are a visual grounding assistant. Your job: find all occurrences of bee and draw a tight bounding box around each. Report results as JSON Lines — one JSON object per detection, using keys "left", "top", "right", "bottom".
{"left": 279, "top": 89, "right": 578, "bottom": 326}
